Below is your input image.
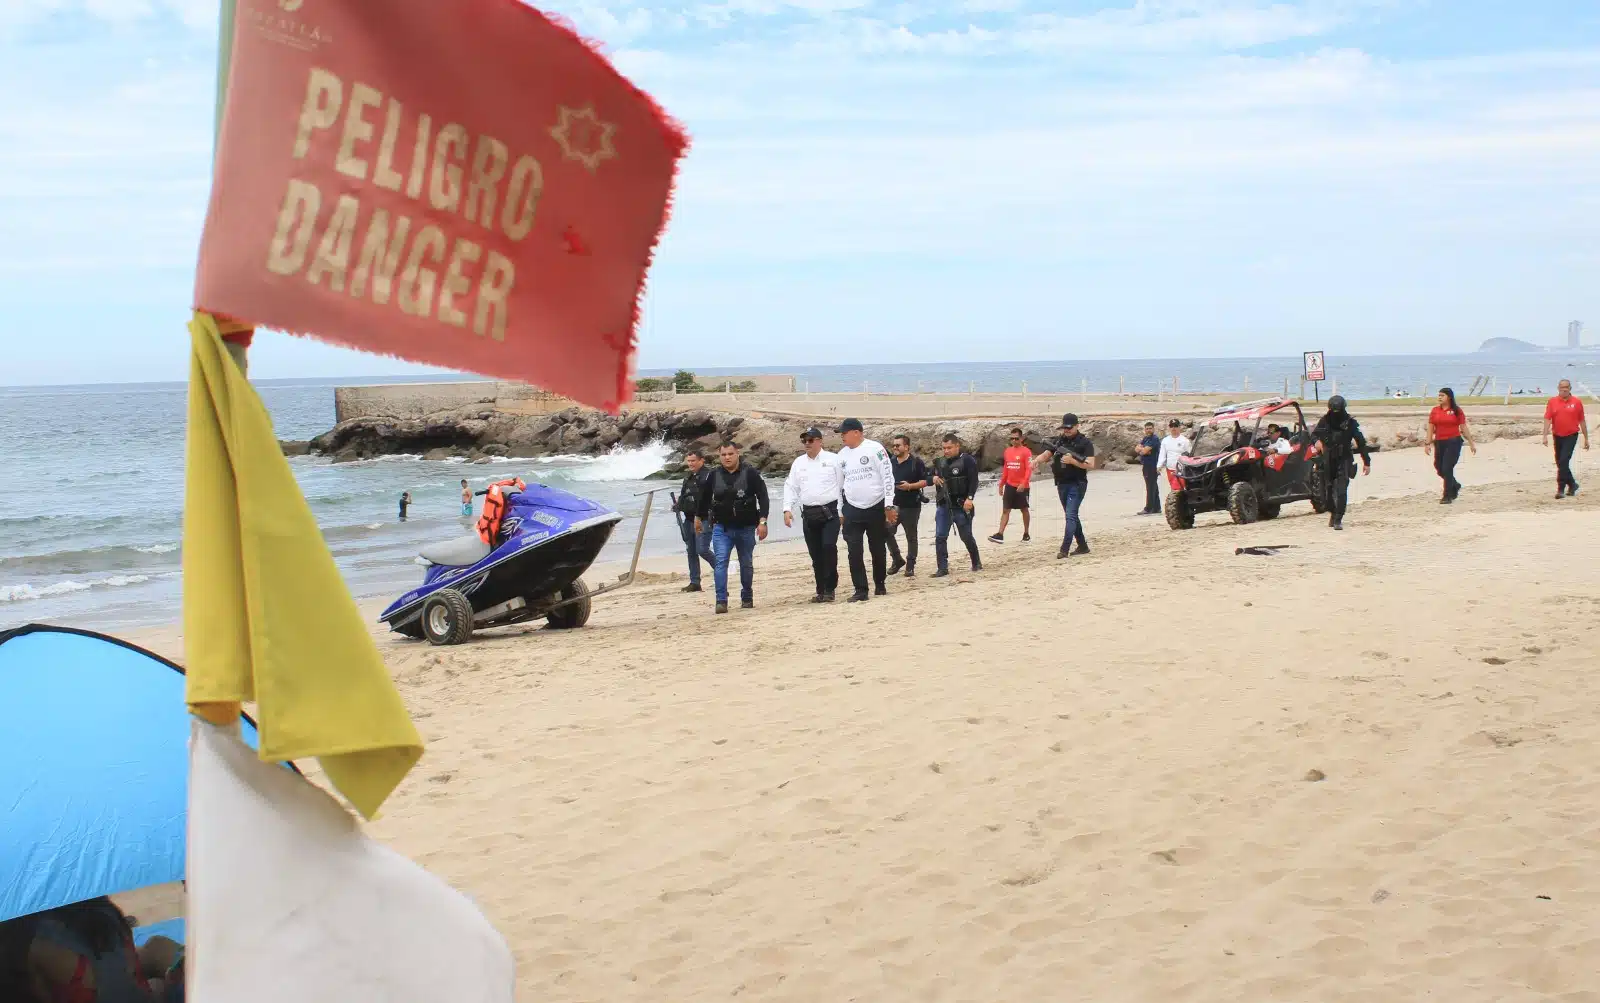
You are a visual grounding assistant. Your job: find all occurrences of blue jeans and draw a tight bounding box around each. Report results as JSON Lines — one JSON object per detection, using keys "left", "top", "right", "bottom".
{"left": 712, "top": 524, "right": 757, "bottom": 604}
{"left": 1056, "top": 481, "right": 1088, "bottom": 553}
{"left": 934, "top": 504, "right": 981, "bottom": 572}
{"left": 681, "top": 516, "right": 714, "bottom": 586}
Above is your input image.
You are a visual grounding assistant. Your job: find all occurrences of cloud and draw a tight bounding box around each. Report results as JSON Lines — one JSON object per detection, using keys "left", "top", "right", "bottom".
{"left": 1, "top": 0, "right": 1597, "bottom": 379}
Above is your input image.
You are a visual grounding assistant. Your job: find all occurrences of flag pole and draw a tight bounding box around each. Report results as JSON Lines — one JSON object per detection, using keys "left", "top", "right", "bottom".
{"left": 191, "top": 0, "right": 247, "bottom": 732}
{"left": 213, "top": 0, "right": 250, "bottom": 376}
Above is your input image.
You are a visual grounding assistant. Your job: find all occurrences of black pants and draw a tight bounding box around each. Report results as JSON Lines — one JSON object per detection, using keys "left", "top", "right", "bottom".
{"left": 885, "top": 504, "right": 921, "bottom": 570}
{"left": 1555, "top": 433, "right": 1580, "bottom": 492}
{"left": 800, "top": 508, "right": 840, "bottom": 595}
{"left": 1433, "top": 437, "right": 1463, "bottom": 498}
{"left": 1326, "top": 460, "right": 1352, "bottom": 518}
{"left": 842, "top": 502, "right": 889, "bottom": 595}
{"left": 1141, "top": 464, "right": 1160, "bottom": 512}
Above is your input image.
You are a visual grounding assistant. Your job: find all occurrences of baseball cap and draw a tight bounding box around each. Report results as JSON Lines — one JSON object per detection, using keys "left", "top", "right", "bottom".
{"left": 1059, "top": 413, "right": 1079, "bottom": 428}
{"left": 800, "top": 426, "right": 823, "bottom": 440}
{"left": 1168, "top": 418, "right": 1182, "bottom": 428}
{"left": 836, "top": 417, "right": 864, "bottom": 434}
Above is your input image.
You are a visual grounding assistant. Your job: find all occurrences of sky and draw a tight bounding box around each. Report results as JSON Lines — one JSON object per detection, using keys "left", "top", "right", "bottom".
{"left": 1, "top": 0, "right": 1598, "bottom": 385}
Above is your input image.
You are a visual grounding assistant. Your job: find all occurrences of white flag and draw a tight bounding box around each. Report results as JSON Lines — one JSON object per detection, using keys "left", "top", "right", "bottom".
{"left": 186, "top": 721, "right": 514, "bottom": 1002}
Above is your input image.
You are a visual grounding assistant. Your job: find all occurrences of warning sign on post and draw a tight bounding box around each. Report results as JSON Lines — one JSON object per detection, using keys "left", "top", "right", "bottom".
{"left": 1303, "top": 351, "right": 1326, "bottom": 382}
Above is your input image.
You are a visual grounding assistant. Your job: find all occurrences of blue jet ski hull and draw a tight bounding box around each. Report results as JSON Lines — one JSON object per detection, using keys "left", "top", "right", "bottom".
{"left": 381, "top": 482, "right": 622, "bottom": 635}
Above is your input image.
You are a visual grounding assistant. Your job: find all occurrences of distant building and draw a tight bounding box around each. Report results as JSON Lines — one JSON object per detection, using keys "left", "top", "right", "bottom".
{"left": 1570, "top": 320, "right": 1585, "bottom": 349}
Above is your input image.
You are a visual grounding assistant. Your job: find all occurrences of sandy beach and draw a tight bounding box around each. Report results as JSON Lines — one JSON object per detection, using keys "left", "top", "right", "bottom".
{"left": 131, "top": 438, "right": 1599, "bottom": 1001}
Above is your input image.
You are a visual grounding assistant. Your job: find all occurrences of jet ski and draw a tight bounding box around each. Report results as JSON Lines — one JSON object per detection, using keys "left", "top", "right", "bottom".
{"left": 381, "top": 478, "right": 644, "bottom": 645}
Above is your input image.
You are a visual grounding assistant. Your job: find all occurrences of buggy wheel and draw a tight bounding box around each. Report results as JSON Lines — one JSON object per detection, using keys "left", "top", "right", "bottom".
{"left": 1227, "top": 482, "right": 1260, "bottom": 525}
{"left": 1164, "top": 490, "right": 1194, "bottom": 530}
{"left": 546, "top": 577, "right": 592, "bottom": 630}
{"left": 1307, "top": 466, "right": 1328, "bottom": 513}
{"left": 421, "top": 588, "right": 475, "bottom": 645}
{"left": 391, "top": 619, "right": 425, "bottom": 640}
{"left": 1259, "top": 501, "right": 1281, "bottom": 520}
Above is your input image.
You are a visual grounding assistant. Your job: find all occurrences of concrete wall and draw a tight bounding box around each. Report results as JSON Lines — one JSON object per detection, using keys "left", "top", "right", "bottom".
{"left": 333, "top": 382, "right": 573, "bottom": 423}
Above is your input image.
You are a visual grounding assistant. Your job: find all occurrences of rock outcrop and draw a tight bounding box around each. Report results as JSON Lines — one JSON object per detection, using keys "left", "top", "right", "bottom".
{"left": 306, "top": 406, "right": 1174, "bottom": 475}
{"left": 304, "top": 404, "right": 1544, "bottom": 474}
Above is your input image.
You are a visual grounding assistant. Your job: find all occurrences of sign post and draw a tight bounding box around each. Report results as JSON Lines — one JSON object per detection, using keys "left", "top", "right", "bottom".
{"left": 1303, "top": 350, "right": 1326, "bottom": 401}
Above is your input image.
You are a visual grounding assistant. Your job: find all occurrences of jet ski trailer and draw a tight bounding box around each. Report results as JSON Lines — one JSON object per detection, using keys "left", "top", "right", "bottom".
{"left": 380, "top": 483, "right": 661, "bottom": 645}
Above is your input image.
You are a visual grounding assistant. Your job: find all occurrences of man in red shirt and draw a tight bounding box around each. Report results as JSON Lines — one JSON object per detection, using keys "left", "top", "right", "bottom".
{"left": 989, "top": 427, "right": 1032, "bottom": 543}
{"left": 1543, "top": 379, "right": 1590, "bottom": 498}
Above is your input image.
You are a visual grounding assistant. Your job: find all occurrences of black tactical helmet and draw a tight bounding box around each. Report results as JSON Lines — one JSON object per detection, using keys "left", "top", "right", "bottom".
{"left": 1328, "top": 395, "right": 1347, "bottom": 411}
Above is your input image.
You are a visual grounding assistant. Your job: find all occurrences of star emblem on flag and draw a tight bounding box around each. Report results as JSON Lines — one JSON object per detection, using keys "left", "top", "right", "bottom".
{"left": 549, "top": 104, "right": 618, "bottom": 173}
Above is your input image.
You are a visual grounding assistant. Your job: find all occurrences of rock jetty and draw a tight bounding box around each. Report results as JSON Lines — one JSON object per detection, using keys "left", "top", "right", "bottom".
{"left": 294, "top": 403, "right": 1548, "bottom": 473}
{"left": 301, "top": 405, "right": 1159, "bottom": 475}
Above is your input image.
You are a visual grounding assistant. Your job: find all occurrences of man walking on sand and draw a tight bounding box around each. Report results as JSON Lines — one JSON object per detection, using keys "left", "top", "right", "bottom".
{"left": 835, "top": 418, "right": 898, "bottom": 602}
{"left": 886, "top": 434, "right": 930, "bottom": 577}
{"left": 1312, "top": 396, "right": 1371, "bottom": 531}
{"left": 1543, "top": 380, "right": 1590, "bottom": 498}
{"left": 1034, "top": 414, "right": 1096, "bottom": 560}
{"left": 933, "top": 433, "right": 982, "bottom": 577}
{"left": 694, "top": 441, "right": 769, "bottom": 614}
{"left": 675, "top": 449, "right": 715, "bottom": 592}
{"left": 783, "top": 426, "right": 843, "bottom": 602}
{"left": 988, "top": 427, "right": 1033, "bottom": 543}
{"left": 1135, "top": 421, "right": 1161, "bottom": 515}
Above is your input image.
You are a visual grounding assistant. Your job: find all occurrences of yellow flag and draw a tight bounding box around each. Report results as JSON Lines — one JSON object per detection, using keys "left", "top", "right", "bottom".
{"left": 182, "top": 312, "right": 422, "bottom": 818}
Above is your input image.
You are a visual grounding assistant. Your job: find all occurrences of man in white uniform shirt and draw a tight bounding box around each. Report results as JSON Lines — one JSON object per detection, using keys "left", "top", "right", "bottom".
{"left": 834, "top": 417, "right": 898, "bottom": 602}
{"left": 782, "top": 426, "right": 844, "bottom": 603}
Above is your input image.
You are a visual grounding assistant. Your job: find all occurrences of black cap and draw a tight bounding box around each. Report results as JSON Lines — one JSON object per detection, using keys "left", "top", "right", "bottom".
{"left": 1059, "top": 413, "right": 1079, "bottom": 428}
{"left": 800, "top": 426, "right": 823, "bottom": 440}
{"left": 1168, "top": 419, "right": 1182, "bottom": 427}
{"left": 837, "top": 417, "right": 864, "bottom": 434}
{"left": 1328, "top": 395, "right": 1347, "bottom": 411}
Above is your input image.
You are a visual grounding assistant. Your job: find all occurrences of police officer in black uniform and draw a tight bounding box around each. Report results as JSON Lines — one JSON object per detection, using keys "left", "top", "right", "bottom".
{"left": 674, "top": 449, "right": 715, "bottom": 592}
{"left": 1312, "top": 395, "right": 1371, "bottom": 531}
{"left": 931, "top": 433, "right": 982, "bottom": 577}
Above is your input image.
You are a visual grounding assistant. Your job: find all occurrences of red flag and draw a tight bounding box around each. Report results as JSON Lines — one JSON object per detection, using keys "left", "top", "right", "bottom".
{"left": 195, "top": 0, "right": 686, "bottom": 412}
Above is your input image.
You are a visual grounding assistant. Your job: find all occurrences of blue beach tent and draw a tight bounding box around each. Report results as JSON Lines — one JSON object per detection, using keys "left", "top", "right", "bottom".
{"left": 0, "top": 623, "right": 285, "bottom": 935}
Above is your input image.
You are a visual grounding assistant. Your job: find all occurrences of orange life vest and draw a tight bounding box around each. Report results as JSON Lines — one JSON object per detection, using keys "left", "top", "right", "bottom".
{"left": 475, "top": 477, "right": 526, "bottom": 544}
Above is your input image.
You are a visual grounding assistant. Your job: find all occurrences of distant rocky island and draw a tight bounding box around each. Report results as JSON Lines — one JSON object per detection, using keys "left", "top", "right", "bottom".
{"left": 1477, "top": 337, "right": 1545, "bottom": 353}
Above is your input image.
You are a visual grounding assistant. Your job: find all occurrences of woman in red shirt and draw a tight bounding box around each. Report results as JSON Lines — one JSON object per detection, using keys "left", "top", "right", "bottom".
{"left": 1424, "top": 387, "right": 1476, "bottom": 503}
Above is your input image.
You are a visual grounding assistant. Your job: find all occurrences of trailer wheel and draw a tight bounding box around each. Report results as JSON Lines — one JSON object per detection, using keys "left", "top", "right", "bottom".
{"left": 1227, "top": 482, "right": 1260, "bottom": 525}
{"left": 546, "top": 577, "right": 592, "bottom": 630}
{"left": 421, "top": 589, "right": 475, "bottom": 645}
{"left": 1164, "top": 491, "right": 1194, "bottom": 530}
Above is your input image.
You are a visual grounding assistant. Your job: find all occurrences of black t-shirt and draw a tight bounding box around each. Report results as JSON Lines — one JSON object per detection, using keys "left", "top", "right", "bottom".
{"left": 890, "top": 454, "right": 929, "bottom": 507}
{"left": 1048, "top": 433, "right": 1095, "bottom": 484}
{"left": 1139, "top": 434, "right": 1160, "bottom": 470}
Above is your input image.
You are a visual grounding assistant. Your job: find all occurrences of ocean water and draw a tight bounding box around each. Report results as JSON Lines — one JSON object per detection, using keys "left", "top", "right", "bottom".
{"left": 3, "top": 353, "right": 1595, "bottom": 631}
{"left": 0, "top": 381, "right": 706, "bottom": 632}
{"left": 665, "top": 352, "right": 1600, "bottom": 398}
